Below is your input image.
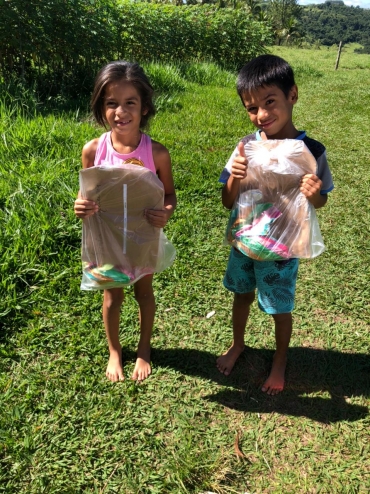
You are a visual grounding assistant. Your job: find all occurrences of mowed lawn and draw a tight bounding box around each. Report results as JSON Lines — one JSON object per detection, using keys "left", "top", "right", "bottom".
{"left": 0, "top": 46, "right": 369, "bottom": 493}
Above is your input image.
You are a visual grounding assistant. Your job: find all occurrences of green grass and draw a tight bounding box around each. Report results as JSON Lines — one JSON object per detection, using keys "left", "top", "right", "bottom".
{"left": 1, "top": 55, "right": 369, "bottom": 493}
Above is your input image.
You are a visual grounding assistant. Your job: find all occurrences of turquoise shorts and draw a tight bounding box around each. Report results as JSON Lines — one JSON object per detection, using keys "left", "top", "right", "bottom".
{"left": 223, "top": 247, "right": 299, "bottom": 314}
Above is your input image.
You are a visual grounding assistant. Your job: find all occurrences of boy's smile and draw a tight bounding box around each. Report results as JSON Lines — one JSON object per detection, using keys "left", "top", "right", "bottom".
{"left": 242, "top": 85, "right": 299, "bottom": 140}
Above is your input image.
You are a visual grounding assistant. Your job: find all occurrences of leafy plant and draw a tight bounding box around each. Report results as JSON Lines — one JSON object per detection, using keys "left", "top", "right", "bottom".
{"left": 0, "top": 1, "right": 272, "bottom": 100}
{"left": 177, "top": 62, "right": 236, "bottom": 87}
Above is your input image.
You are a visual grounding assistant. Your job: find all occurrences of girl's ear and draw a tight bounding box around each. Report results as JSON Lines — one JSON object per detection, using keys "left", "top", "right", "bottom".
{"left": 142, "top": 107, "right": 148, "bottom": 115}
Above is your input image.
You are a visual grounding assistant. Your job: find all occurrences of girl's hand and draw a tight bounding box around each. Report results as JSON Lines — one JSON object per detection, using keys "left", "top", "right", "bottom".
{"left": 74, "top": 198, "right": 99, "bottom": 219}
{"left": 144, "top": 207, "right": 172, "bottom": 228}
{"left": 231, "top": 141, "right": 248, "bottom": 180}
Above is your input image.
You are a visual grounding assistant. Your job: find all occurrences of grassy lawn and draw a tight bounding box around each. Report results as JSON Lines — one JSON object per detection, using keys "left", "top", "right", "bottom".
{"left": 0, "top": 47, "right": 369, "bottom": 493}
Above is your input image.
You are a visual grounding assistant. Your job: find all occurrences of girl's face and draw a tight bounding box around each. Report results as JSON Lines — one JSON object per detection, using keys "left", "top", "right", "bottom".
{"left": 103, "top": 81, "right": 147, "bottom": 135}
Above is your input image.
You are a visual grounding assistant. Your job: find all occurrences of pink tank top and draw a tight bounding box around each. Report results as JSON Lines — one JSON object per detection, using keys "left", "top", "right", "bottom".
{"left": 94, "top": 132, "right": 156, "bottom": 174}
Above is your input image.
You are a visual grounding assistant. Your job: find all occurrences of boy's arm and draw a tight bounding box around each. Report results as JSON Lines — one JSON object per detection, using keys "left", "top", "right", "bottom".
{"left": 300, "top": 173, "right": 327, "bottom": 209}
{"left": 222, "top": 176, "right": 242, "bottom": 209}
{"left": 222, "top": 142, "right": 248, "bottom": 210}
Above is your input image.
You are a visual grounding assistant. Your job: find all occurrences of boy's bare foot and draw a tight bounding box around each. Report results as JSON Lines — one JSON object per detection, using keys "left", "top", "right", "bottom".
{"left": 261, "top": 353, "right": 287, "bottom": 395}
{"left": 216, "top": 344, "right": 245, "bottom": 376}
{"left": 132, "top": 346, "right": 151, "bottom": 381}
{"left": 106, "top": 350, "right": 124, "bottom": 382}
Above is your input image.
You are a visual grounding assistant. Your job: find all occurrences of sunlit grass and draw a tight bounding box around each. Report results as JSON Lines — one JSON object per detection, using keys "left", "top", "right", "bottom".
{"left": 1, "top": 52, "right": 369, "bottom": 493}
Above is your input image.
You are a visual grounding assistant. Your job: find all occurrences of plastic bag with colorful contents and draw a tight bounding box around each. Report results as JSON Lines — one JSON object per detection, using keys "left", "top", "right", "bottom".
{"left": 225, "top": 139, "right": 325, "bottom": 261}
{"left": 79, "top": 165, "right": 176, "bottom": 290}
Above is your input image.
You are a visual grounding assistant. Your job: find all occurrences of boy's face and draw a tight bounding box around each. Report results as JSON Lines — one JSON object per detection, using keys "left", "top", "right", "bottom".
{"left": 242, "top": 84, "right": 298, "bottom": 140}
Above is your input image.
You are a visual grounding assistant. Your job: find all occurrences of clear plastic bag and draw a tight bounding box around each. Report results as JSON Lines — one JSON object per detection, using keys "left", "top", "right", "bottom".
{"left": 225, "top": 139, "right": 325, "bottom": 261}
{"left": 79, "top": 165, "right": 176, "bottom": 290}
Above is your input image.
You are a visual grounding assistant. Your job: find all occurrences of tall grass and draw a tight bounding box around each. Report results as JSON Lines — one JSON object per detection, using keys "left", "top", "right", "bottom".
{"left": 0, "top": 54, "right": 369, "bottom": 493}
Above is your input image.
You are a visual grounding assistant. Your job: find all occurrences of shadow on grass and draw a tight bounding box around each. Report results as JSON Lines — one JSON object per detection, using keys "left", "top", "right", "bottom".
{"left": 149, "top": 346, "right": 369, "bottom": 424}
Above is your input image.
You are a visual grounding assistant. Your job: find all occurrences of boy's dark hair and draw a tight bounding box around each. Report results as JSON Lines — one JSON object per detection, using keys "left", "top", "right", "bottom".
{"left": 237, "top": 55, "right": 296, "bottom": 104}
{"left": 91, "top": 61, "right": 155, "bottom": 129}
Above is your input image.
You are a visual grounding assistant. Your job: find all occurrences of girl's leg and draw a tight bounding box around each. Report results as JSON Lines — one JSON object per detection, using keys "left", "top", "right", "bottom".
{"left": 103, "top": 288, "right": 124, "bottom": 382}
{"left": 217, "top": 291, "right": 255, "bottom": 376}
{"left": 261, "top": 312, "right": 292, "bottom": 395}
{"left": 132, "top": 275, "right": 155, "bottom": 381}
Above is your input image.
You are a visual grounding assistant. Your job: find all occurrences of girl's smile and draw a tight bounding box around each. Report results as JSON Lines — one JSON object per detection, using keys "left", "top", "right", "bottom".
{"left": 103, "top": 81, "right": 147, "bottom": 149}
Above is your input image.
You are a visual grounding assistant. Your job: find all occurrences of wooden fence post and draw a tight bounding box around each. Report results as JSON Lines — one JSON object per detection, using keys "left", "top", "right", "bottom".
{"left": 335, "top": 41, "right": 342, "bottom": 70}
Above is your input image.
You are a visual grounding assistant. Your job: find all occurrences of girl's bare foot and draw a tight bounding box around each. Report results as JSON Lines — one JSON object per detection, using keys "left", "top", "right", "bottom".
{"left": 132, "top": 345, "right": 151, "bottom": 381}
{"left": 216, "top": 344, "right": 245, "bottom": 376}
{"left": 261, "top": 353, "right": 287, "bottom": 395}
{"left": 106, "top": 350, "right": 124, "bottom": 382}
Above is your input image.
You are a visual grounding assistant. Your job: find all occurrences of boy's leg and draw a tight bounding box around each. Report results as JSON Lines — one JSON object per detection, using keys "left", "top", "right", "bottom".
{"left": 103, "top": 288, "right": 125, "bottom": 382}
{"left": 132, "top": 274, "right": 155, "bottom": 381}
{"left": 261, "top": 312, "right": 292, "bottom": 395}
{"left": 218, "top": 247, "right": 256, "bottom": 376}
{"left": 217, "top": 291, "right": 255, "bottom": 375}
{"left": 255, "top": 258, "right": 298, "bottom": 394}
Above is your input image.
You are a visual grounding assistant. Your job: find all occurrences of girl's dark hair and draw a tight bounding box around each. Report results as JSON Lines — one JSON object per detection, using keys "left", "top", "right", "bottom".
{"left": 91, "top": 61, "right": 155, "bottom": 129}
{"left": 237, "top": 55, "right": 296, "bottom": 104}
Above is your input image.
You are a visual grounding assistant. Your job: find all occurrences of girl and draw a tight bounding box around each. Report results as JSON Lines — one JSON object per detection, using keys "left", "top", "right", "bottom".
{"left": 74, "top": 61, "right": 176, "bottom": 382}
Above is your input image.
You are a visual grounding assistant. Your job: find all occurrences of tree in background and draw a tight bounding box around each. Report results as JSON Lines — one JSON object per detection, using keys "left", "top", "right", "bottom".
{"left": 150, "top": 0, "right": 369, "bottom": 49}
{"left": 300, "top": 2, "right": 370, "bottom": 48}
{"left": 277, "top": 15, "right": 302, "bottom": 45}
{"left": 266, "top": 0, "right": 302, "bottom": 45}
{"left": 150, "top": 0, "right": 303, "bottom": 46}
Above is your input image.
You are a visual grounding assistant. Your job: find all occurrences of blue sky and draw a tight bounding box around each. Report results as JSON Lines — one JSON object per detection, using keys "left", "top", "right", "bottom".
{"left": 298, "top": 0, "right": 370, "bottom": 8}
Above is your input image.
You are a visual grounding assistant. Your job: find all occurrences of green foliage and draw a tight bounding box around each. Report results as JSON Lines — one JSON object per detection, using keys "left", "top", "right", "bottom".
{"left": 266, "top": 0, "right": 303, "bottom": 45}
{"left": 176, "top": 62, "right": 237, "bottom": 87}
{"left": 267, "top": 0, "right": 302, "bottom": 30}
{"left": 143, "top": 63, "right": 188, "bottom": 94}
{"left": 300, "top": 2, "right": 370, "bottom": 47}
{"left": 116, "top": 3, "right": 272, "bottom": 69}
{"left": 0, "top": 0, "right": 117, "bottom": 97}
{"left": 0, "top": 1, "right": 272, "bottom": 100}
{"left": 355, "top": 42, "right": 370, "bottom": 55}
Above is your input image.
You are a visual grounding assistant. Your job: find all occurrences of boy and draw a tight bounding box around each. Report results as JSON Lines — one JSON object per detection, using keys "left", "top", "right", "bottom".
{"left": 217, "top": 55, "right": 334, "bottom": 395}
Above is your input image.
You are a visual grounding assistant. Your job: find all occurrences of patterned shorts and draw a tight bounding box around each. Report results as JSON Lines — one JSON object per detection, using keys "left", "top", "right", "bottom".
{"left": 223, "top": 248, "right": 299, "bottom": 314}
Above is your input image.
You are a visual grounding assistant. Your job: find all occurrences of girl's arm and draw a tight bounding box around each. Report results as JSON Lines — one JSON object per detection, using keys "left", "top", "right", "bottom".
{"left": 145, "top": 141, "right": 177, "bottom": 228}
{"left": 74, "top": 139, "right": 99, "bottom": 219}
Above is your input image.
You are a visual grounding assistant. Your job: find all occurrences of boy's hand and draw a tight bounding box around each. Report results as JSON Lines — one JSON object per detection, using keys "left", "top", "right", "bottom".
{"left": 231, "top": 142, "right": 248, "bottom": 180}
{"left": 74, "top": 198, "right": 99, "bottom": 219}
{"left": 145, "top": 207, "right": 171, "bottom": 228}
{"left": 300, "top": 174, "right": 322, "bottom": 199}
{"left": 300, "top": 174, "right": 327, "bottom": 209}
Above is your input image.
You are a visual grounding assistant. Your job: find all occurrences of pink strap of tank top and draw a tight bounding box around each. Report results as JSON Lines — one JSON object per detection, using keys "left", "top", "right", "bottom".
{"left": 94, "top": 132, "right": 156, "bottom": 174}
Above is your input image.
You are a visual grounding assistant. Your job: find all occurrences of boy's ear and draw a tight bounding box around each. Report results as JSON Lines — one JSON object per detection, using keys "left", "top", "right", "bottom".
{"left": 290, "top": 85, "right": 298, "bottom": 104}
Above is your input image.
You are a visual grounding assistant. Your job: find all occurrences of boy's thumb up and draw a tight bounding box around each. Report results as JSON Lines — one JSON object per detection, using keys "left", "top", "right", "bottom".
{"left": 237, "top": 141, "right": 246, "bottom": 157}
{"left": 231, "top": 141, "right": 248, "bottom": 180}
